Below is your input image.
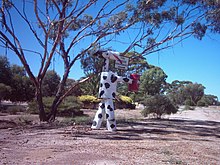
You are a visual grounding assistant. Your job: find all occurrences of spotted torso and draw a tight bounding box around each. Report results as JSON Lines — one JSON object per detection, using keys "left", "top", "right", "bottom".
{"left": 98, "top": 71, "right": 131, "bottom": 99}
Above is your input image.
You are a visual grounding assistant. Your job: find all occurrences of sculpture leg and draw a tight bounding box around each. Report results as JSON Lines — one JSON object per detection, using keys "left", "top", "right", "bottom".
{"left": 91, "top": 100, "right": 105, "bottom": 129}
{"left": 105, "top": 99, "right": 116, "bottom": 131}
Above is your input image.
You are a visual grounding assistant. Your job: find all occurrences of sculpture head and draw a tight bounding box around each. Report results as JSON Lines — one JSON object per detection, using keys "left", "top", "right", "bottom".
{"left": 93, "top": 50, "right": 122, "bottom": 64}
{"left": 93, "top": 50, "right": 106, "bottom": 59}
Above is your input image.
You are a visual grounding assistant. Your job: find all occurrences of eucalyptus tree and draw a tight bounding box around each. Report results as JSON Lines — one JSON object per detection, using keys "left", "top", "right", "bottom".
{"left": 0, "top": 56, "right": 12, "bottom": 86}
{"left": 80, "top": 51, "right": 103, "bottom": 95}
{"left": 182, "top": 82, "right": 205, "bottom": 106}
{"left": 0, "top": 0, "right": 219, "bottom": 121}
{"left": 167, "top": 80, "right": 192, "bottom": 105}
{"left": 10, "top": 65, "right": 35, "bottom": 102}
{"left": 42, "top": 70, "right": 61, "bottom": 97}
{"left": 0, "top": 56, "right": 34, "bottom": 102}
{"left": 139, "top": 66, "right": 168, "bottom": 97}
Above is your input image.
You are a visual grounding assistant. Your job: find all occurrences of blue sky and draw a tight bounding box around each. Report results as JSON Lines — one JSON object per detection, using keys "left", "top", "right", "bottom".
{"left": 1, "top": 1, "right": 220, "bottom": 100}
{"left": 146, "top": 34, "right": 220, "bottom": 99}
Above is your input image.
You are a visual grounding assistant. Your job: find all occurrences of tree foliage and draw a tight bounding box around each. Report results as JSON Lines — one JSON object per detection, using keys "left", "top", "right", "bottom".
{"left": 0, "top": 56, "right": 35, "bottom": 102}
{"left": 167, "top": 80, "right": 192, "bottom": 105}
{"left": 80, "top": 51, "right": 104, "bottom": 95}
{"left": 0, "top": 56, "right": 12, "bottom": 86}
{"left": 64, "top": 78, "right": 82, "bottom": 96}
{"left": 9, "top": 65, "right": 35, "bottom": 101}
{"left": 139, "top": 66, "right": 167, "bottom": 96}
{"left": 0, "top": 83, "right": 11, "bottom": 102}
{"left": 123, "top": 52, "right": 150, "bottom": 75}
{"left": 42, "top": 70, "right": 61, "bottom": 97}
{"left": 197, "top": 94, "right": 219, "bottom": 106}
{"left": 182, "top": 83, "right": 205, "bottom": 105}
{"left": 167, "top": 81, "right": 206, "bottom": 106}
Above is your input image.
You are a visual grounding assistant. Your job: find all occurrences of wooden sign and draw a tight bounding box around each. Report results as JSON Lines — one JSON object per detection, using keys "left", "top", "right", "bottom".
{"left": 115, "top": 56, "right": 129, "bottom": 70}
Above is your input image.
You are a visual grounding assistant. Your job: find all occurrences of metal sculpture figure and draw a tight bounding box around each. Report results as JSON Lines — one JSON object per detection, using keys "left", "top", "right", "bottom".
{"left": 91, "top": 50, "right": 132, "bottom": 131}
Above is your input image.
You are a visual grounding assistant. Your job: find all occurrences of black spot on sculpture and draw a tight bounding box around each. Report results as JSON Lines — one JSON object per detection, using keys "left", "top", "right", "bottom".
{"left": 100, "top": 103, "right": 105, "bottom": 109}
{"left": 111, "top": 74, "right": 117, "bottom": 83}
{"left": 99, "top": 90, "right": 105, "bottom": 97}
{"left": 107, "top": 105, "right": 113, "bottom": 111}
{"left": 112, "top": 92, "right": 116, "bottom": 98}
{"left": 110, "top": 124, "right": 115, "bottom": 128}
{"left": 98, "top": 114, "right": 102, "bottom": 118}
{"left": 123, "top": 78, "right": 130, "bottom": 82}
{"left": 104, "top": 83, "right": 110, "bottom": 89}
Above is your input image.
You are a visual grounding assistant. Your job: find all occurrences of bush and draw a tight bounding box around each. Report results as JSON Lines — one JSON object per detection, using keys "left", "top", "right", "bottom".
{"left": 78, "top": 95, "right": 100, "bottom": 109}
{"left": 0, "top": 104, "right": 26, "bottom": 114}
{"left": 183, "top": 105, "right": 195, "bottom": 110}
{"left": 115, "top": 95, "right": 136, "bottom": 109}
{"left": 197, "top": 99, "right": 208, "bottom": 107}
{"left": 141, "top": 95, "right": 178, "bottom": 119}
{"left": 78, "top": 95, "right": 99, "bottom": 103}
{"left": 28, "top": 96, "right": 83, "bottom": 117}
{"left": 28, "top": 100, "right": 41, "bottom": 114}
{"left": 6, "top": 105, "right": 26, "bottom": 114}
{"left": 120, "top": 95, "right": 133, "bottom": 104}
{"left": 198, "top": 95, "right": 219, "bottom": 106}
{"left": 184, "top": 99, "right": 195, "bottom": 106}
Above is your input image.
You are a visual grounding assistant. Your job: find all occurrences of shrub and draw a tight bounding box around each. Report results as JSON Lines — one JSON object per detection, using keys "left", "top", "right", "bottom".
{"left": 28, "top": 100, "right": 41, "bottom": 114}
{"left": 78, "top": 95, "right": 100, "bottom": 109}
{"left": 198, "top": 95, "right": 219, "bottom": 106}
{"left": 184, "top": 99, "right": 195, "bottom": 106}
{"left": 141, "top": 95, "right": 178, "bottom": 119}
{"left": 197, "top": 99, "right": 208, "bottom": 107}
{"left": 78, "top": 95, "right": 99, "bottom": 103}
{"left": 183, "top": 105, "right": 195, "bottom": 110}
{"left": 7, "top": 105, "right": 26, "bottom": 114}
{"left": 120, "top": 95, "right": 133, "bottom": 104}
{"left": 116, "top": 95, "right": 136, "bottom": 109}
{"left": 28, "top": 96, "right": 83, "bottom": 117}
{"left": 0, "top": 104, "right": 26, "bottom": 114}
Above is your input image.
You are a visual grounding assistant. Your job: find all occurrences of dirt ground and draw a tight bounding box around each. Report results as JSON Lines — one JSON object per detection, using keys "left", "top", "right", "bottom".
{"left": 0, "top": 106, "right": 220, "bottom": 165}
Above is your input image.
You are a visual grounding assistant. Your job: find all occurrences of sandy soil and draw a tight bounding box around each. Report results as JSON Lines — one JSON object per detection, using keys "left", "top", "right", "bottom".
{"left": 0, "top": 106, "right": 220, "bottom": 164}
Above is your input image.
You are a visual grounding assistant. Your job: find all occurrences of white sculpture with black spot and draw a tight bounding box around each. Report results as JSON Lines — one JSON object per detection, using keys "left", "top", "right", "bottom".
{"left": 91, "top": 50, "right": 132, "bottom": 131}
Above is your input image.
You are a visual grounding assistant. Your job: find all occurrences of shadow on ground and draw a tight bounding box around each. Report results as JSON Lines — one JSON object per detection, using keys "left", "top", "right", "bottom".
{"left": 70, "top": 119, "right": 220, "bottom": 141}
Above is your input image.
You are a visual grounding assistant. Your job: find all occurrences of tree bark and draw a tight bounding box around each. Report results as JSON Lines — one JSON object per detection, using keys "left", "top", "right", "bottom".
{"left": 36, "top": 88, "right": 47, "bottom": 121}
{"left": 47, "top": 71, "right": 68, "bottom": 122}
{"left": 47, "top": 96, "right": 60, "bottom": 122}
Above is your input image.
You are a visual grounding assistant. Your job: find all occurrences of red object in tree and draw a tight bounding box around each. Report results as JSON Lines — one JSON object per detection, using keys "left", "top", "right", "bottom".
{"left": 128, "top": 74, "right": 140, "bottom": 92}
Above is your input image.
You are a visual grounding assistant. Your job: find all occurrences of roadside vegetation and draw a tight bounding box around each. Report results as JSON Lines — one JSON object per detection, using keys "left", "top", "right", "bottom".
{"left": 0, "top": 55, "right": 219, "bottom": 125}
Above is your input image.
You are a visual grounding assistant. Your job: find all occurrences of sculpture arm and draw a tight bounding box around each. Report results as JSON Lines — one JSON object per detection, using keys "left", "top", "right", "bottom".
{"left": 116, "top": 75, "right": 133, "bottom": 84}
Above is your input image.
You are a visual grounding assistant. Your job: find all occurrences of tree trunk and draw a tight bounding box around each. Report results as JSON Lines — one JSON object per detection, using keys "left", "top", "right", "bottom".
{"left": 47, "top": 106, "right": 57, "bottom": 122}
{"left": 36, "top": 89, "right": 47, "bottom": 121}
{"left": 47, "top": 63, "right": 71, "bottom": 121}
{"left": 47, "top": 96, "right": 60, "bottom": 122}
{"left": 47, "top": 78, "right": 67, "bottom": 122}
